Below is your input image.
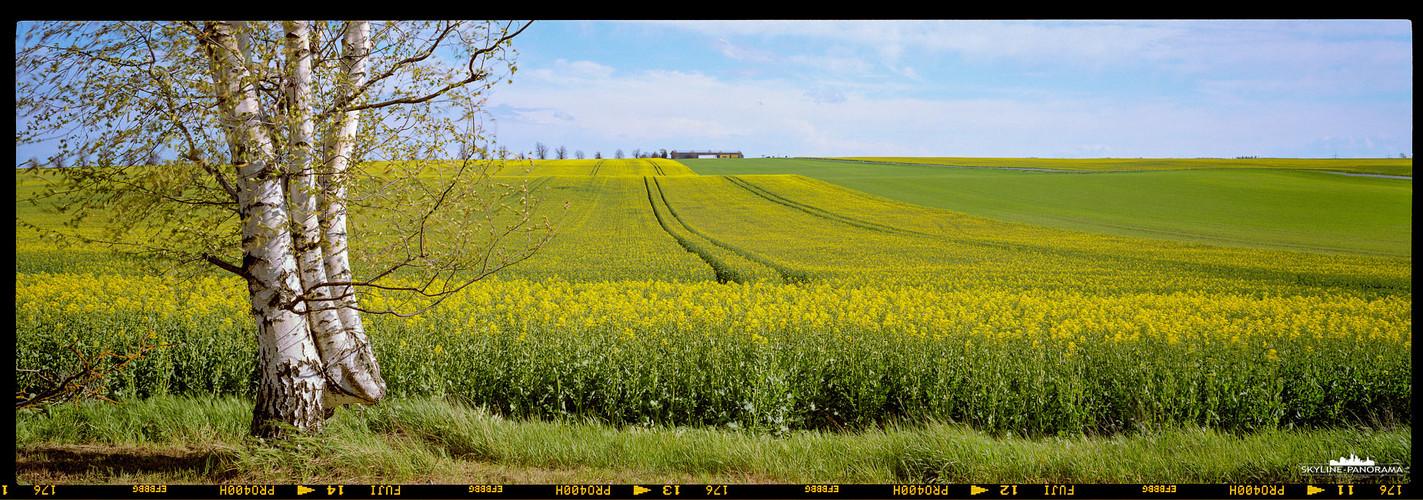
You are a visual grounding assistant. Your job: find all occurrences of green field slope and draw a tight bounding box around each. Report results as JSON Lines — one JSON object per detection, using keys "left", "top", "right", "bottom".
{"left": 679, "top": 158, "right": 1412, "bottom": 257}
{"left": 823, "top": 156, "right": 1413, "bottom": 177}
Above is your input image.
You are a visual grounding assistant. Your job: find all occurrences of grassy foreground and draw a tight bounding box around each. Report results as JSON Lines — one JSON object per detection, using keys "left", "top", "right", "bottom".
{"left": 15, "top": 396, "right": 1411, "bottom": 484}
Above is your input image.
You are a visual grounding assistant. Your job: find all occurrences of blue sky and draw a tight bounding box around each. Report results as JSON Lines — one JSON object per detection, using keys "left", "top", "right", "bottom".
{"left": 482, "top": 20, "right": 1413, "bottom": 159}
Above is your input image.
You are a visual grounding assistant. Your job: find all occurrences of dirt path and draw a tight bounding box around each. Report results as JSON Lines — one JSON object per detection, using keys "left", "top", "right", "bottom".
{"left": 16, "top": 444, "right": 241, "bottom": 484}
{"left": 15, "top": 444, "right": 781, "bottom": 485}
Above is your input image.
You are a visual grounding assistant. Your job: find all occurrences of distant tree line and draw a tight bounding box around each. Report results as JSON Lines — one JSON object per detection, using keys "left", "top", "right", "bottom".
{"left": 531, "top": 142, "right": 669, "bottom": 160}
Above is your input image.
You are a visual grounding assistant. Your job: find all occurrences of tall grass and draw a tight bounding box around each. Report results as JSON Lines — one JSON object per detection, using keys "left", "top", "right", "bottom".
{"left": 16, "top": 395, "right": 1411, "bottom": 484}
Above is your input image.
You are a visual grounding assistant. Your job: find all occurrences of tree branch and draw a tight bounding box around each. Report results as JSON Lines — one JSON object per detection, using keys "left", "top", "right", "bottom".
{"left": 323, "top": 21, "right": 532, "bottom": 117}
{"left": 202, "top": 252, "right": 247, "bottom": 278}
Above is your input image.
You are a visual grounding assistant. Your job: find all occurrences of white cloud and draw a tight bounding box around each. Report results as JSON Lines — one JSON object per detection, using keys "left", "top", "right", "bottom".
{"left": 658, "top": 20, "right": 1186, "bottom": 68}
{"left": 525, "top": 59, "right": 616, "bottom": 84}
{"left": 486, "top": 20, "right": 1412, "bottom": 158}
{"left": 714, "top": 38, "right": 775, "bottom": 63}
{"left": 493, "top": 56, "right": 1413, "bottom": 158}
{"left": 785, "top": 53, "right": 875, "bottom": 76}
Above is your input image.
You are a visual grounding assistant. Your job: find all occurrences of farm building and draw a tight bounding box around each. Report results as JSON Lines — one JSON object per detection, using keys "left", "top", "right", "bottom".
{"left": 671, "top": 150, "right": 742, "bottom": 159}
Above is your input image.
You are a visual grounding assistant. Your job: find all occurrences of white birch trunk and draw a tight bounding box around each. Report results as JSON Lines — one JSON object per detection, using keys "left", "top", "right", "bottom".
{"left": 282, "top": 21, "right": 378, "bottom": 409}
{"left": 204, "top": 21, "right": 327, "bottom": 437}
{"left": 315, "top": 20, "right": 386, "bottom": 405}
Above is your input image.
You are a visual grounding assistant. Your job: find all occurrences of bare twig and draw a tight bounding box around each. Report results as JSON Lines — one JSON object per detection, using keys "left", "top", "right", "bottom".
{"left": 15, "top": 341, "right": 181, "bottom": 410}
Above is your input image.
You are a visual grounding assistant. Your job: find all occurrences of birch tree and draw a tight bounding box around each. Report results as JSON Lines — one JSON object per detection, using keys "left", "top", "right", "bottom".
{"left": 16, "top": 20, "right": 553, "bottom": 438}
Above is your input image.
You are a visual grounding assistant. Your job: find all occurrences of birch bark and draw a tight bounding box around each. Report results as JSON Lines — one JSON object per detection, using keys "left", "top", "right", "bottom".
{"left": 315, "top": 20, "right": 386, "bottom": 405}
{"left": 282, "top": 21, "right": 374, "bottom": 409}
{"left": 202, "top": 20, "right": 327, "bottom": 437}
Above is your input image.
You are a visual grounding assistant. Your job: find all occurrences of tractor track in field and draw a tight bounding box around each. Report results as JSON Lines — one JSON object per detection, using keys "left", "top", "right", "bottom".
{"left": 720, "top": 175, "right": 1143, "bottom": 270}
{"left": 644, "top": 177, "right": 742, "bottom": 283}
{"left": 652, "top": 177, "right": 808, "bottom": 283}
{"left": 722, "top": 176, "right": 933, "bottom": 238}
{"left": 644, "top": 177, "right": 804, "bottom": 284}
{"left": 527, "top": 175, "right": 553, "bottom": 193}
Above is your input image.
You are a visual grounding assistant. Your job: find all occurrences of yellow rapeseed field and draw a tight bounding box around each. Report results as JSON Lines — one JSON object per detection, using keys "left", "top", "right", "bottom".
{"left": 14, "top": 158, "right": 1411, "bottom": 435}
